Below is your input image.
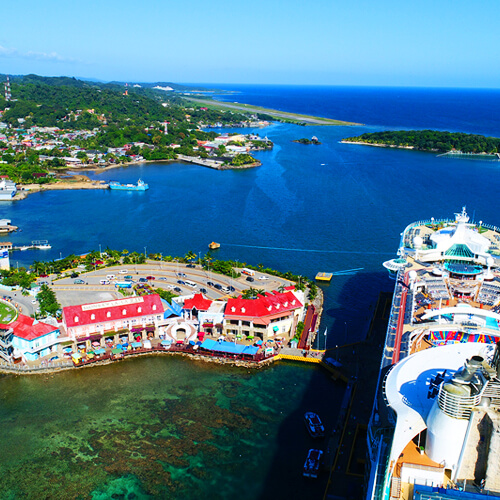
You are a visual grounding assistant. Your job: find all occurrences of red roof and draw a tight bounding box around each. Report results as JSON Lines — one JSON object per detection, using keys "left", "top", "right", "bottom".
{"left": 225, "top": 291, "right": 302, "bottom": 320}
{"left": 63, "top": 294, "right": 163, "bottom": 328}
{"left": 183, "top": 293, "right": 212, "bottom": 311}
{"left": 11, "top": 314, "right": 58, "bottom": 341}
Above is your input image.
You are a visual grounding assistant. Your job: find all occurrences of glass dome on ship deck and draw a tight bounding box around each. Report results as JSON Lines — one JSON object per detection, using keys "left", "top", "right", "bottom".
{"left": 443, "top": 244, "right": 483, "bottom": 275}
{"left": 444, "top": 262, "right": 483, "bottom": 275}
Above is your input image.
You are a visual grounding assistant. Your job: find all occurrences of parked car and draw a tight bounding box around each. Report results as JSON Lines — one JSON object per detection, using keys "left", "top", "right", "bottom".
{"left": 39, "top": 273, "right": 49, "bottom": 278}
{"left": 228, "top": 285, "right": 235, "bottom": 292}
{"left": 177, "top": 272, "right": 187, "bottom": 277}
{"left": 199, "top": 288, "right": 208, "bottom": 294}
{"left": 138, "top": 278, "right": 148, "bottom": 283}
{"left": 177, "top": 280, "right": 185, "bottom": 285}
{"left": 173, "top": 287, "right": 182, "bottom": 293}
{"left": 74, "top": 279, "right": 86, "bottom": 284}
{"left": 31, "top": 299, "right": 37, "bottom": 304}
{"left": 246, "top": 277, "right": 255, "bottom": 282}
{"left": 259, "top": 275, "right": 270, "bottom": 280}
{"left": 119, "top": 269, "right": 128, "bottom": 274}
{"left": 207, "top": 281, "right": 215, "bottom": 287}
{"left": 146, "top": 275, "right": 155, "bottom": 280}
{"left": 70, "top": 272, "right": 79, "bottom": 278}
{"left": 186, "top": 264, "right": 195, "bottom": 268}
{"left": 214, "top": 284, "right": 222, "bottom": 290}
{"left": 158, "top": 277, "right": 167, "bottom": 281}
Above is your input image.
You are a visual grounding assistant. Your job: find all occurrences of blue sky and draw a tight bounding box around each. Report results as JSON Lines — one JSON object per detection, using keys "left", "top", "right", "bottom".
{"left": 1, "top": 0, "right": 499, "bottom": 87}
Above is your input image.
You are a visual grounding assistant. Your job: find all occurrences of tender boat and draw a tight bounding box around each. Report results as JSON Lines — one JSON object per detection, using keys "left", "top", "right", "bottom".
{"left": 109, "top": 179, "right": 149, "bottom": 191}
{"left": 303, "top": 448, "right": 323, "bottom": 478}
{"left": 208, "top": 241, "right": 220, "bottom": 250}
{"left": 304, "top": 412, "right": 325, "bottom": 438}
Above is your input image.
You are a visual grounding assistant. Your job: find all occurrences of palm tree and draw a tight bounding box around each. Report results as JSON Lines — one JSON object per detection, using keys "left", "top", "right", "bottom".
{"left": 185, "top": 250, "right": 196, "bottom": 263}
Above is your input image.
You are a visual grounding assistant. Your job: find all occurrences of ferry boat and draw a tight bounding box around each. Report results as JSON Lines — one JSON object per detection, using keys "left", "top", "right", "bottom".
{"left": 304, "top": 412, "right": 325, "bottom": 438}
{"left": 367, "top": 207, "right": 500, "bottom": 499}
{"left": 303, "top": 448, "right": 323, "bottom": 478}
{"left": 109, "top": 179, "right": 149, "bottom": 191}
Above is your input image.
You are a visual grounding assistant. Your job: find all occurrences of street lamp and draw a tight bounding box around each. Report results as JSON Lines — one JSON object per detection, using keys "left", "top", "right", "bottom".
{"left": 99, "top": 244, "right": 101, "bottom": 257}
{"left": 144, "top": 246, "right": 147, "bottom": 258}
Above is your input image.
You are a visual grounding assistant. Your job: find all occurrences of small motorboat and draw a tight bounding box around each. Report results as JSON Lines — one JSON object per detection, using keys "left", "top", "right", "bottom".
{"left": 304, "top": 412, "right": 325, "bottom": 438}
{"left": 303, "top": 449, "right": 323, "bottom": 478}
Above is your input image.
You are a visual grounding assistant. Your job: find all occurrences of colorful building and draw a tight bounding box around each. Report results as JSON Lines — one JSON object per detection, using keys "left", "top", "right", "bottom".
{"left": 62, "top": 294, "right": 164, "bottom": 340}
{"left": 10, "top": 315, "right": 61, "bottom": 361}
{"left": 223, "top": 290, "right": 304, "bottom": 341}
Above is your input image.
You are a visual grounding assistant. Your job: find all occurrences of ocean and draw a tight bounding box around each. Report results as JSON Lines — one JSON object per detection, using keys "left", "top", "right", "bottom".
{"left": 1, "top": 85, "right": 500, "bottom": 498}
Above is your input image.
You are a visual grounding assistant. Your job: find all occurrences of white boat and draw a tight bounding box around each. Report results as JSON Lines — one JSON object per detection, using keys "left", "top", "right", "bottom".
{"left": 303, "top": 449, "right": 323, "bottom": 478}
{"left": 304, "top": 412, "right": 325, "bottom": 438}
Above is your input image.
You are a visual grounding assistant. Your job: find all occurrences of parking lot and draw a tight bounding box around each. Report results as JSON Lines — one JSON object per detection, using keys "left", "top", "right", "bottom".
{"left": 48, "top": 261, "right": 294, "bottom": 305}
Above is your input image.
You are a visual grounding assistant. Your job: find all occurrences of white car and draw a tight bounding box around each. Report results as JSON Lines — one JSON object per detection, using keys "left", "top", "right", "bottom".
{"left": 259, "top": 275, "right": 270, "bottom": 280}
{"left": 31, "top": 299, "right": 37, "bottom": 304}
{"left": 119, "top": 269, "right": 128, "bottom": 274}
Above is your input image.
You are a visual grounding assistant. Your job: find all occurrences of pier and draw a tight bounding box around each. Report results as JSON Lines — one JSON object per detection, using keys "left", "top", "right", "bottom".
{"left": 322, "top": 291, "right": 393, "bottom": 500}
{"left": 11, "top": 240, "right": 51, "bottom": 251}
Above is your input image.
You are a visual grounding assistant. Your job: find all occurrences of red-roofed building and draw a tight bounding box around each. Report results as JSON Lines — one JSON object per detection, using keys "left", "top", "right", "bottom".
{"left": 183, "top": 293, "right": 212, "bottom": 312}
{"left": 62, "top": 294, "right": 164, "bottom": 339}
{"left": 10, "top": 314, "right": 61, "bottom": 361}
{"left": 223, "top": 290, "right": 304, "bottom": 342}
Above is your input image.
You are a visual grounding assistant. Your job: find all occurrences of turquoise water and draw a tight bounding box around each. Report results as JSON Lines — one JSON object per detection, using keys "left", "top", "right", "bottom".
{"left": 0, "top": 356, "right": 343, "bottom": 499}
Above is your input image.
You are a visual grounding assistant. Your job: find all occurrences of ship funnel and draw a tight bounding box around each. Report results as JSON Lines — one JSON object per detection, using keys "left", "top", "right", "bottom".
{"left": 453, "top": 356, "right": 483, "bottom": 385}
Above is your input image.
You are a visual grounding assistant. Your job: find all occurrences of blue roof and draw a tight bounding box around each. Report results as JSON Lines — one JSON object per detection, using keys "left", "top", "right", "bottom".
{"left": 200, "top": 339, "right": 259, "bottom": 356}
{"left": 162, "top": 299, "right": 183, "bottom": 318}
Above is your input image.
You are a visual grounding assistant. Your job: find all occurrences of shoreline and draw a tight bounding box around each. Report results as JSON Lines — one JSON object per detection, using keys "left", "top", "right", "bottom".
{"left": 13, "top": 156, "right": 262, "bottom": 199}
{"left": 340, "top": 140, "right": 417, "bottom": 150}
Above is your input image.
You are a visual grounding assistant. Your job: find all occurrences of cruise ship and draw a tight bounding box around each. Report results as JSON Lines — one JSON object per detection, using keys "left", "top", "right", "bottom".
{"left": 367, "top": 208, "right": 500, "bottom": 499}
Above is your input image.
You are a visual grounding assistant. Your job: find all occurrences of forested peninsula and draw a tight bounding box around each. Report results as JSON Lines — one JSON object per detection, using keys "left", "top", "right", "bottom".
{"left": 342, "top": 130, "right": 500, "bottom": 154}
{"left": 0, "top": 74, "right": 273, "bottom": 182}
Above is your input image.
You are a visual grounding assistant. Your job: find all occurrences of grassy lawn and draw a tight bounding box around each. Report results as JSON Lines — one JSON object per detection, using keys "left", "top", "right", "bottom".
{"left": 0, "top": 301, "right": 17, "bottom": 324}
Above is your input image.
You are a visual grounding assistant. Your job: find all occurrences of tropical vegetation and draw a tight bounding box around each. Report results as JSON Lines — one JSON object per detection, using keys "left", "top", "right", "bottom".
{"left": 343, "top": 130, "right": 500, "bottom": 154}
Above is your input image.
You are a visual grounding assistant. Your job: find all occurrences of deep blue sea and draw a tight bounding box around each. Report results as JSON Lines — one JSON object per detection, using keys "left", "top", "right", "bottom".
{"left": 1, "top": 85, "right": 500, "bottom": 498}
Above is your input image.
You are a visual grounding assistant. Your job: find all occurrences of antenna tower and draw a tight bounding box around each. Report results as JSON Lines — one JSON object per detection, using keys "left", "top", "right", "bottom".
{"left": 4, "top": 76, "right": 12, "bottom": 101}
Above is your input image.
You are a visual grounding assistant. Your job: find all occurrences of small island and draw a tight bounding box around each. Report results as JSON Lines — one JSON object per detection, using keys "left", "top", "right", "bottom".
{"left": 293, "top": 136, "right": 321, "bottom": 145}
{"left": 342, "top": 130, "right": 500, "bottom": 156}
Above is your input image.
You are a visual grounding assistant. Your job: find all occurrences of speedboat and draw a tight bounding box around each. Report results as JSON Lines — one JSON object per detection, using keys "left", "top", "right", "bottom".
{"left": 304, "top": 412, "right": 325, "bottom": 438}
{"left": 303, "top": 449, "right": 323, "bottom": 478}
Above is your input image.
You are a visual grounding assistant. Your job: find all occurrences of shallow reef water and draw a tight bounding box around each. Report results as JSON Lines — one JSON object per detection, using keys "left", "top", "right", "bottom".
{"left": 0, "top": 356, "right": 343, "bottom": 499}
